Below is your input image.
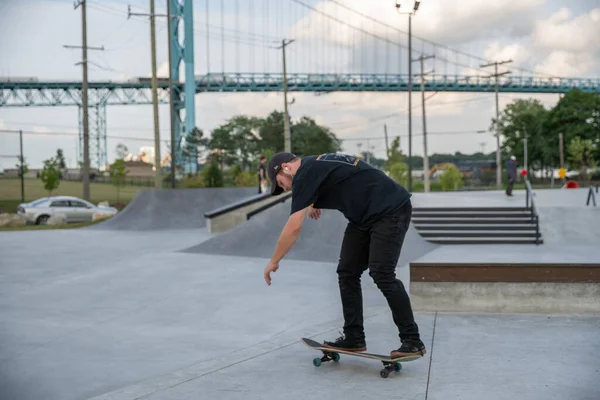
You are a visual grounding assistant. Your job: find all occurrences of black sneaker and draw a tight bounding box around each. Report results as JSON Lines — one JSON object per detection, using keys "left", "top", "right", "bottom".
{"left": 390, "top": 339, "right": 427, "bottom": 359}
{"left": 322, "top": 334, "right": 367, "bottom": 352}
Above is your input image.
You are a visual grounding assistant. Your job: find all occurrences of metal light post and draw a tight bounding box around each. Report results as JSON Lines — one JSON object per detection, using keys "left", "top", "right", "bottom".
{"left": 523, "top": 137, "right": 528, "bottom": 180}
{"left": 395, "top": 0, "right": 421, "bottom": 192}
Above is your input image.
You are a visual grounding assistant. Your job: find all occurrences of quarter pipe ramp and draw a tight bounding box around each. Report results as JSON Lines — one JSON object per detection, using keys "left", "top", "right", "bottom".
{"left": 182, "top": 201, "right": 439, "bottom": 264}
{"left": 91, "top": 187, "right": 257, "bottom": 231}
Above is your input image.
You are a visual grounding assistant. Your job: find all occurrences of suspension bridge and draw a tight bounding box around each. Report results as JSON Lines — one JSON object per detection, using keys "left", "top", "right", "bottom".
{"left": 1, "top": 0, "right": 599, "bottom": 169}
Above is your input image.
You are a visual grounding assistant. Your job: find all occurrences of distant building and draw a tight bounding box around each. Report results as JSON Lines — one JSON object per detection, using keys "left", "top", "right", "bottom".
{"left": 124, "top": 161, "right": 155, "bottom": 177}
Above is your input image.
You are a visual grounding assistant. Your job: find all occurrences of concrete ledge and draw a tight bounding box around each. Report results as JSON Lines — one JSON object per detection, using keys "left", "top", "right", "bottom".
{"left": 410, "top": 263, "right": 600, "bottom": 283}
{"left": 205, "top": 192, "right": 291, "bottom": 233}
{"left": 410, "top": 282, "right": 600, "bottom": 314}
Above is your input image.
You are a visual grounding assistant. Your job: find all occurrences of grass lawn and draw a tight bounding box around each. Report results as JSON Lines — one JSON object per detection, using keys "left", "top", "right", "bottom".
{"left": 0, "top": 177, "right": 141, "bottom": 213}
{"left": 0, "top": 218, "right": 109, "bottom": 231}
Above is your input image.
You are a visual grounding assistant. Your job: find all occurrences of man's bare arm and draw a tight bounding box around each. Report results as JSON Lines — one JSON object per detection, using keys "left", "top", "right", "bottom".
{"left": 269, "top": 208, "right": 307, "bottom": 264}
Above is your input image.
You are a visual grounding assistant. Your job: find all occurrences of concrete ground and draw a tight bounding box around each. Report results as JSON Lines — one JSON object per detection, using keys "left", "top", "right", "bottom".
{"left": 1, "top": 226, "right": 599, "bottom": 400}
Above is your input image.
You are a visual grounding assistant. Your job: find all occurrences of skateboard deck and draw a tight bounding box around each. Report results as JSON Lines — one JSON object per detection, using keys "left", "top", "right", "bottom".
{"left": 301, "top": 337, "right": 423, "bottom": 378}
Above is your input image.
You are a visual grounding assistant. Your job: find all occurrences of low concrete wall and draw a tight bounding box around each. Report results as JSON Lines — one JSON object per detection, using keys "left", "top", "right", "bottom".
{"left": 411, "top": 282, "right": 600, "bottom": 314}
{"left": 206, "top": 193, "right": 291, "bottom": 233}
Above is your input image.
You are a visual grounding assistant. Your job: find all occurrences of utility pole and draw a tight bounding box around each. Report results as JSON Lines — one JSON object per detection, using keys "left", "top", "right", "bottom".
{"left": 395, "top": 0, "right": 421, "bottom": 192}
{"left": 414, "top": 53, "right": 434, "bottom": 192}
{"left": 167, "top": 0, "right": 176, "bottom": 188}
{"left": 480, "top": 59, "right": 512, "bottom": 190}
{"left": 19, "top": 130, "right": 24, "bottom": 202}
{"left": 559, "top": 132, "right": 565, "bottom": 185}
{"left": 66, "top": 1, "right": 104, "bottom": 201}
{"left": 407, "top": 13, "right": 413, "bottom": 192}
{"left": 523, "top": 137, "right": 528, "bottom": 180}
{"left": 276, "top": 39, "right": 295, "bottom": 153}
{"left": 384, "top": 124, "right": 389, "bottom": 157}
{"left": 128, "top": 2, "right": 165, "bottom": 189}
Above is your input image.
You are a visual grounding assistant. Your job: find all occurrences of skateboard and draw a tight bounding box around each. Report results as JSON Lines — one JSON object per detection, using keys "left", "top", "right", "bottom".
{"left": 301, "top": 337, "right": 422, "bottom": 378}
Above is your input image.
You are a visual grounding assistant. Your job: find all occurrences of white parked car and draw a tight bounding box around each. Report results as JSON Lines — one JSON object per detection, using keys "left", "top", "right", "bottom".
{"left": 17, "top": 196, "right": 118, "bottom": 225}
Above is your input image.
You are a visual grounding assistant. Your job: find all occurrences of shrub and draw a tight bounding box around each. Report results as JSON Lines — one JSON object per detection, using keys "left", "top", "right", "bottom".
{"left": 438, "top": 163, "right": 464, "bottom": 191}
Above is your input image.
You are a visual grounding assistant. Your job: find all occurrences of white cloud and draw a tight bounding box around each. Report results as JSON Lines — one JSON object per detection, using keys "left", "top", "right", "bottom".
{"left": 290, "top": 0, "right": 545, "bottom": 48}
{"left": 533, "top": 8, "right": 600, "bottom": 55}
{"left": 484, "top": 42, "right": 529, "bottom": 65}
{"left": 534, "top": 50, "right": 597, "bottom": 77}
{"left": 156, "top": 60, "right": 170, "bottom": 78}
{"left": 531, "top": 8, "right": 600, "bottom": 76}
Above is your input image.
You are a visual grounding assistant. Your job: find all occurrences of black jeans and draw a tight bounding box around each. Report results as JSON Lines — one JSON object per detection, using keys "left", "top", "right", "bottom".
{"left": 506, "top": 176, "right": 515, "bottom": 195}
{"left": 336, "top": 200, "right": 420, "bottom": 343}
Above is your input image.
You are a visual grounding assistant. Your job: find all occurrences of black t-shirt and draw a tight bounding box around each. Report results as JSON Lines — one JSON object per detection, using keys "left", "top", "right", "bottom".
{"left": 258, "top": 163, "right": 266, "bottom": 177}
{"left": 290, "top": 153, "right": 411, "bottom": 226}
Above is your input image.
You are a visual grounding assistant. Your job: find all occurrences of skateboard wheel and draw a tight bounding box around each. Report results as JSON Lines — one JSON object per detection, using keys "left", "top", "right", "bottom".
{"left": 394, "top": 362, "right": 402, "bottom": 372}
{"left": 313, "top": 358, "right": 322, "bottom": 367}
{"left": 332, "top": 353, "right": 340, "bottom": 362}
{"left": 380, "top": 368, "right": 390, "bottom": 378}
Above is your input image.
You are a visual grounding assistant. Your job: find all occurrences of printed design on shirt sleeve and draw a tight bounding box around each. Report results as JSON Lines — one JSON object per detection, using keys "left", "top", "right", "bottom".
{"left": 316, "top": 153, "right": 360, "bottom": 166}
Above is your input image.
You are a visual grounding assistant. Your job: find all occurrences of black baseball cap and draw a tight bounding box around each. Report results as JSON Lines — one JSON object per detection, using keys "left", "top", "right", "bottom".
{"left": 267, "top": 151, "right": 297, "bottom": 195}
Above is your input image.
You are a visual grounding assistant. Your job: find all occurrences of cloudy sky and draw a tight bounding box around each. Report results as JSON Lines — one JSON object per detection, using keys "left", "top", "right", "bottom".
{"left": 0, "top": 0, "right": 599, "bottom": 170}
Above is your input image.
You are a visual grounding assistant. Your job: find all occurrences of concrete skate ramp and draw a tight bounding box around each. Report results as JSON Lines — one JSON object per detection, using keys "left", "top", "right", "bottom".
{"left": 92, "top": 187, "right": 257, "bottom": 231}
{"left": 182, "top": 201, "right": 439, "bottom": 264}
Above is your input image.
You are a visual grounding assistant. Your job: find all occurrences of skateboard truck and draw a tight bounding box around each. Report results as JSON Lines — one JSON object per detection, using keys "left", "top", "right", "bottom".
{"left": 312, "top": 349, "right": 402, "bottom": 378}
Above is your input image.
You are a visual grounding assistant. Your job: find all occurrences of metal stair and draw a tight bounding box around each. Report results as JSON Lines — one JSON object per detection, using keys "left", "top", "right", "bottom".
{"left": 412, "top": 207, "right": 543, "bottom": 245}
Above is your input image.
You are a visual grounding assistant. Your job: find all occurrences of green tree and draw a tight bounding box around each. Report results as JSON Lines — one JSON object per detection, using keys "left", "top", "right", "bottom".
{"left": 388, "top": 161, "right": 409, "bottom": 186}
{"left": 108, "top": 158, "right": 128, "bottom": 202}
{"left": 202, "top": 159, "right": 224, "bottom": 187}
{"left": 16, "top": 156, "right": 29, "bottom": 177}
{"left": 40, "top": 157, "right": 61, "bottom": 195}
{"left": 543, "top": 89, "right": 600, "bottom": 169}
{"left": 291, "top": 116, "right": 342, "bottom": 156}
{"left": 208, "top": 116, "right": 262, "bottom": 170}
{"left": 182, "top": 127, "right": 209, "bottom": 174}
{"left": 55, "top": 148, "right": 67, "bottom": 170}
{"left": 439, "top": 163, "right": 463, "bottom": 191}
{"left": 383, "top": 136, "right": 404, "bottom": 171}
{"left": 567, "top": 136, "right": 597, "bottom": 182}
{"left": 258, "top": 111, "right": 285, "bottom": 152}
{"left": 494, "top": 98, "right": 548, "bottom": 175}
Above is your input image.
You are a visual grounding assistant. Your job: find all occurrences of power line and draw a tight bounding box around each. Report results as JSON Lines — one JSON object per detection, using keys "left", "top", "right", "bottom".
{"left": 327, "top": 0, "right": 558, "bottom": 78}
{"left": 289, "top": 0, "right": 407, "bottom": 50}
{"left": 0, "top": 129, "right": 169, "bottom": 143}
{"left": 340, "top": 129, "right": 488, "bottom": 142}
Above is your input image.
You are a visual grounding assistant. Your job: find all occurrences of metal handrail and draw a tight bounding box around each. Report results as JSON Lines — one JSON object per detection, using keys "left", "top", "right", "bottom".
{"left": 524, "top": 179, "right": 542, "bottom": 244}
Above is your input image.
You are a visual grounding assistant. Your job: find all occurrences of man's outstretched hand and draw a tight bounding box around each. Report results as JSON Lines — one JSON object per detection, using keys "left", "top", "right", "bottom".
{"left": 264, "top": 261, "right": 279, "bottom": 286}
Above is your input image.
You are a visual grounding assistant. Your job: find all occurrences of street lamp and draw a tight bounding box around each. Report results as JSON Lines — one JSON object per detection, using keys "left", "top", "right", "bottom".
{"left": 395, "top": 0, "right": 421, "bottom": 192}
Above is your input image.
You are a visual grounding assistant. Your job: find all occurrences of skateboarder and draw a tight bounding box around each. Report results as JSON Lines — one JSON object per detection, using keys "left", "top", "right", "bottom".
{"left": 505, "top": 155, "right": 517, "bottom": 196}
{"left": 263, "top": 151, "right": 427, "bottom": 359}
{"left": 258, "top": 155, "right": 268, "bottom": 194}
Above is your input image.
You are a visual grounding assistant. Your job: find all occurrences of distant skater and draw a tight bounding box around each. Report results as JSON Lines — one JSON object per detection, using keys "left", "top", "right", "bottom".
{"left": 263, "top": 151, "right": 427, "bottom": 359}
{"left": 506, "top": 155, "right": 517, "bottom": 196}
{"left": 258, "top": 155, "right": 267, "bottom": 194}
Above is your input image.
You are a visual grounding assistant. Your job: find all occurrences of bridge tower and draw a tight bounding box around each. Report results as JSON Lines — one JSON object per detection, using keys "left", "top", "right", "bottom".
{"left": 169, "top": 0, "right": 196, "bottom": 172}
{"left": 78, "top": 103, "right": 107, "bottom": 171}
